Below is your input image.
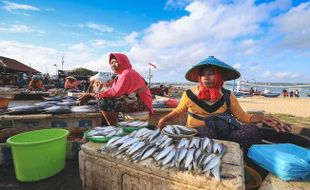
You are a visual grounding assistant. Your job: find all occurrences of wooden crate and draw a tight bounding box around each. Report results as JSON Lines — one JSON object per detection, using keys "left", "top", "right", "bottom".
{"left": 259, "top": 173, "right": 310, "bottom": 190}
{"left": 79, "top": 141, "right": 245, "bottom": 190}
{"left": 150, "top": 108, "right": 187, "bottom": 126}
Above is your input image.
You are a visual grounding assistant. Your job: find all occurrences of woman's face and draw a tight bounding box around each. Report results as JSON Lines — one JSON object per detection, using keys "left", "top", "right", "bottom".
{"left": 109, "top": 58, "right": 121, "bottom": 73}
{"left": 200, "top": 67, "right": 215, "bottom": 88}
{"left": 94, "top": 80, "right": 101, "bottom": 87}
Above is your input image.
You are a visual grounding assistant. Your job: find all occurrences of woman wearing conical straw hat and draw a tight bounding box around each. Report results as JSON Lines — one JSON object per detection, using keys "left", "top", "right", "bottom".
{"left": 157, "top": 56, "right": 291, "bottom": 148}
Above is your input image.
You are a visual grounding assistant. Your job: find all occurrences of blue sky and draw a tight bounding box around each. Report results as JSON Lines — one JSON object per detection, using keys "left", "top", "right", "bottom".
{"left": 0, "top": 0, "right": 309, "bottom": 83}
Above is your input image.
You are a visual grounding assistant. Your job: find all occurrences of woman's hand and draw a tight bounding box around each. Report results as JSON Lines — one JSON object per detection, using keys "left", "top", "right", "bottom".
{"left": 156, "top": 111, "right": 179, "bottom": 130}
{"left": 156, "top": 118, "right": 166, "bottom": 129}
{"left": 263, "top": 116, "right": 291, "bottom": 133}
{"left": 78, "top": 93, "right": 95, "bottom": 105}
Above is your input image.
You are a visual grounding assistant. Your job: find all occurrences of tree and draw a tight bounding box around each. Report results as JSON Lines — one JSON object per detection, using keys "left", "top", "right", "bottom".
{"left": 71, "top": 68, "right": 96, "bottom": 76}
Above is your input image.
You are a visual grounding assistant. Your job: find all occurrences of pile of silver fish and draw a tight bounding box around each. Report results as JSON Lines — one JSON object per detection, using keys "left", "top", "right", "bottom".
{"left": 3, "top": 96, "right": 99, "bottom": 115}
{"left": 98, "top": 128, "right": 227, "bottom": 180}
{"left": 86, "top": 126, "right": 124, "bottom": 138}
{"left": 117, "top": 120, "right": 149, "bottom": 128}
{"left": 70, "top": 105, "right": 99, "bottom": 113}
{"left": 162, "top": 125, "right": 198, "bottom": 137}
{"left": 44, "top": 105, "right": 71, "bottom": 114}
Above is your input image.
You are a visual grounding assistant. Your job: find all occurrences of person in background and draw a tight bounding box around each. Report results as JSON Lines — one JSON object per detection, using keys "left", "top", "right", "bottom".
{"left": 294, "top": 89, "right": 300, "bottom": 98}
{"left": 282, "top": 89, "right": 288, "bottom": 98}
{"left": 28, "top": 76, "right": 45, "bottom": 91}
{"left": 16, "top": 73, "right": 26, "bottom": 88}
{"left": 289, "top": 89, "right": 294, "bottom": 98}
{"left": 0, "top": 73, "right": 4, "bottom": 86}
{"left": 87, "top": 72, "right": 112, "bottom": 93}
{"left": 64, "top": 76, "right": 78, "bottom": 91}
{"left": 78, "top": 53, "right": 153, "bottom": 125}
{"left": 157, "top": 56, "right": 291, "bottom": 148}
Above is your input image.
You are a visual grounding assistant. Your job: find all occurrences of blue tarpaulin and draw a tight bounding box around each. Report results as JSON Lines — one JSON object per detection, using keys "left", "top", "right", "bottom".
{"left": 248, "top": 143, "right": 310, "bottom": 181}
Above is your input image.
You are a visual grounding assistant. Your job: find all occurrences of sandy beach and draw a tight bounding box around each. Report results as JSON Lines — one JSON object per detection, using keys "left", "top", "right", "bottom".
{"left": 238, "top": 96, "right": 310, "bottom": 117}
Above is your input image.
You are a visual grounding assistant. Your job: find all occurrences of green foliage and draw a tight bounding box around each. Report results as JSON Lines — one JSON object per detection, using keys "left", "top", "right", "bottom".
{"left": 71, "top": 68, "right": 96, "bottom": 76}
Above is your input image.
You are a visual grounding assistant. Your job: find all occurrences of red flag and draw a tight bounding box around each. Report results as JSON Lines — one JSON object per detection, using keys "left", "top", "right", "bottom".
{"left": 148, "top": 62, "right": 157, "bottom": 68}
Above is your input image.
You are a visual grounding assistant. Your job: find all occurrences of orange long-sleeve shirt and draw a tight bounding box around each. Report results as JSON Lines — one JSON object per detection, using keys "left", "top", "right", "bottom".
{"left": 171, "top": 86, "right": 253, "bottom": 128}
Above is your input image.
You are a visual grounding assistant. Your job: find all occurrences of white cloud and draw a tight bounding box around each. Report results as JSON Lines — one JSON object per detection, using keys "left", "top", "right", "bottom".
{"left": 0, "top": 40, "right": 60, "bottom": 74}
{"left": 68, "top": 43, "right": 86, "bottom": 51}
{"left": 274, "top": 71, "right": 290, "bottom": 79}
{"left": 290, "top": 73, "right": 300, "bottom": 79}
{"left": 0, "top": 24, "right": 34, "bottom": 33}
{"left": 262, "top": 70, "right": 301, "bottom": 80}
{"left": 124, "top": 32, "right": 139, "bottom": 45}
{"left": 0, "top": 0, "right": 307, "bottom": 83}
{"left": 122, "top": 0, "right": 276, "bottom": 81}
{"left": 133, "top": 0, "right": 270, "bottom": 54}
{"left": 0, "top": 40, "right": 111, "bottom": 75}
{"left": 272, "top": 2, "right": 310, "bottom": 49}
{"left": 90, "top": 39, "right": 107, "bottom": 47}
{"left": 2, "top": 1, "right": 39, "bottom": 12}
{"left": 249, "top": 63, "right": 261, "bottom": 71}
{"left": 86, "top": 22, "right": 114, "bottom": 33}
{"left": 233, "top": 63, "right": 241, "bottom": 69}
{"left": 262, "top": 70, "right": 272, "bottom": 78}
{"left": 164, "top": 0, "right": 193, "bottom": 10}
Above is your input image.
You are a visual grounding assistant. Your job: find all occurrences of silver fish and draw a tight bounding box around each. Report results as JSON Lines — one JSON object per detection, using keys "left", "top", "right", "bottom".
{"left": 118, "top": 138, "right": 139, "bottom": 151}
{"left": 125, "top": 141, "right": 140, "bottom": 154}
{"left": 201, "top": 154, "right": 216, "bottom": 167}
{"left": 193, "top": 148, "right": 203, "bottom": 170}
{"left": 176, "top": 147, "right": 187, "bottom": 167}
{"left": 206, "top": 139, "right": 213, "bottom": 153}
{"left": 105, "top": 136, "right": 121, "bottom": 147}
{"left": 173, "top": 125, "right": 197, "bottom": 135}
{"left": 154, "top": 145, "right": 174, "bottom": 161}
{"left": 177, "top": 138, "right": 189, "bottom": 149}
{"left": 188, "top": 137, "right": 200, "bottom": 149}
{"left": 203, "top": 155, "right": 221, "bottom": 173}
{"left": 161, "top": 148, "right": 176, "bottom": 166}
{"left": 159, "top": 138, "right": 173, "bottom": 149}
{"left": 147, "top": 129, "right": 161, "bottom": 142}
{"left": 140, "top": 147, "right": 157, "bottom": 161}
{"left": 173, "top": 125, "right": 181, "bottom": 136}
{"left": 201, "top": 137, "right": 211, "bottom": 151}
{"left": 128, "top": 141, "right": 146, "bottom": 156}
{"left": 155, "top": 135, "right": 169, "bottom": 146}
{"left": 210, "top": 160, "right": 221, "bottom": 181}
{"left": 184, "top": 148, "right": 195, "bottom": 169}
{"left": 162, "top": 125, "right": 175, "bottom": 135}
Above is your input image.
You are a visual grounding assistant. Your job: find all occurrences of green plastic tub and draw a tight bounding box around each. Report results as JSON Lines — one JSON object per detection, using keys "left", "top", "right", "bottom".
{"left": 6, "top": 128, "right": 69, "bottom": 182}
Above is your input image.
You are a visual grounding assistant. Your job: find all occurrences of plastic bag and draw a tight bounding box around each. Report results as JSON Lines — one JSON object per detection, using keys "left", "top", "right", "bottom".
{"left": 165, "top": 98, "right": 178, "bottom": 108}
{"left": 248, "top": 143, "right": 310, "bottom": 181}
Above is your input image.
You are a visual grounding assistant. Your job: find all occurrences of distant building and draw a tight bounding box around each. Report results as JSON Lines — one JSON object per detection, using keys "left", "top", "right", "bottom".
{"left": 0, "top": 56, "right": 40, "bottom": 86}
{"left": 0, "top": 56, "right": 40, "bottom": 74}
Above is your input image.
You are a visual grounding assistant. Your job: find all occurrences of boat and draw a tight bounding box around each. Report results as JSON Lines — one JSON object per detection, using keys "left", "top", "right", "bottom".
{"left": 261, "top": 92, "right": 281, "bottom": 98}
{"left": 233, "top": 91, "right": 246, "bottom": 98}
{"left": 238, "top": 89, "right": 261, "bottom": 96}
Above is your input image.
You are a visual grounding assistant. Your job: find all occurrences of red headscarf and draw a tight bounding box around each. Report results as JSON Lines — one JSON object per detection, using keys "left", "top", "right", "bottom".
{"left": 197, "top": 68, "right": 224, "bottom": 102}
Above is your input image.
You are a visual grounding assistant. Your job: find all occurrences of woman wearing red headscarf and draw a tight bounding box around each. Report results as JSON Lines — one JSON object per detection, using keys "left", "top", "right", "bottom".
{"left": 157, "top": 56, "right": 291, "bottom": 148}
{"left": 78, "top": 53, "right": 153, "bottom": 125}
